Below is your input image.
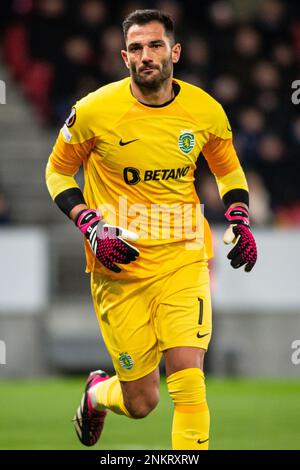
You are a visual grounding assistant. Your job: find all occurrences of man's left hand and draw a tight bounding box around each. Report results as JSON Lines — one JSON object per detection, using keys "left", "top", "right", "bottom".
{"left": 223, "top": 206, "right": 257, "bottom": 272}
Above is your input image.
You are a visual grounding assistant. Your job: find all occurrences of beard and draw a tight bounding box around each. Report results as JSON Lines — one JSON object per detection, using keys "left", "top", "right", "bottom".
{"left": 129, "top": 57, "right": 173, "bottom": 91}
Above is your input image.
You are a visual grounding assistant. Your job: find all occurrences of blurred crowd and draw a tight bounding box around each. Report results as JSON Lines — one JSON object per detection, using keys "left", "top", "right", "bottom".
{"left": 0, "top": 0, "right": 300, "bottom": 226}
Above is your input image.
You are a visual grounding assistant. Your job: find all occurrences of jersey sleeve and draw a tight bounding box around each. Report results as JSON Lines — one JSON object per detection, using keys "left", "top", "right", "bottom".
{"left": 202, "top": 103, "right": 248, "bottom": 200}
{"left": 46, "top": 101, "right": 96, "bottom": 200}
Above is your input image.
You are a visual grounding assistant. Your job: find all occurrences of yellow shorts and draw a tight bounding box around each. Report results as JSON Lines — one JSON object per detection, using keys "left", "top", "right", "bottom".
{"left": 91, "top": 260, "right": 212, "bottom": 381}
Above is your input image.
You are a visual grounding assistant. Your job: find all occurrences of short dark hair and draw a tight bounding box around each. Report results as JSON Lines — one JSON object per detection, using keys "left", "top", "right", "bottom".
{"left": 122, "top": 9, "right": 175, "bottom": 44}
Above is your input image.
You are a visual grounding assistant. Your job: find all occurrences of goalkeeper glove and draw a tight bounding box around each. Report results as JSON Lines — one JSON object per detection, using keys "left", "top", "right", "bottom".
{"left": 75, "top": 209, "right": 139, "bottom": 273}
{"left": 223, "top": 206, "right": 257, "bottom": 272}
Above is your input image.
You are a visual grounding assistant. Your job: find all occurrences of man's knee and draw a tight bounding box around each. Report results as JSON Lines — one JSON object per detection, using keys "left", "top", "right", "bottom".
{"left": 121, "top": 368, "right": 160, "bottom": 419}
{"left": 165, "top": 347, "right": 206, "bottom": 377}
{"left": 167, "top": 367, "right": 207, "bottom": 407}
{"left": 123, "top": 389, "right": 159, "bottom": 419}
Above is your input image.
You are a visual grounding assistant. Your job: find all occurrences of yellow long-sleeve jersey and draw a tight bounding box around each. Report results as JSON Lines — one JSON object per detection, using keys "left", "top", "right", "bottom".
{"left": 46, "top": 77, "right": 248, "bottom": 280}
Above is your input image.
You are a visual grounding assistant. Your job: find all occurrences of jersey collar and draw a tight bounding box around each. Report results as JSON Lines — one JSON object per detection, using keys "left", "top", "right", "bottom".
{"left": 129, "top": 80, "right": 181, "bottom": 108}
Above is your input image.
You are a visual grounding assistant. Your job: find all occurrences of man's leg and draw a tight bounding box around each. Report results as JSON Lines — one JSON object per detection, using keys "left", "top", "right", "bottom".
{"left": 74, "top": 366, "right": 160, "bottom": 446}
{"left": 154, "top": 261, "right": 212, "bottom": 450}
{"left": 74, "top": 272, "right": 162, "bottom": 446}
{"left": 164, "top": 347, "right": 210, "bottom": 450}
{"left": 90, "top": 272, "right": 163, "bottom": 419}
{"left": 90, "top": 366, "right": 160, "bottom": 419}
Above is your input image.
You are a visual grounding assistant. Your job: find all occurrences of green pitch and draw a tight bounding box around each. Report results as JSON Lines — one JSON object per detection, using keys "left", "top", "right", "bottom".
{"left": 0, "top": 376, "right": 300, "bottom": 450}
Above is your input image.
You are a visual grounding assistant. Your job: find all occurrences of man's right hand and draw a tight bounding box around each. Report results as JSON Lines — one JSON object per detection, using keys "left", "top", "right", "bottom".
{"left": 75, "top": 209, "right": 140, "bottom": 273}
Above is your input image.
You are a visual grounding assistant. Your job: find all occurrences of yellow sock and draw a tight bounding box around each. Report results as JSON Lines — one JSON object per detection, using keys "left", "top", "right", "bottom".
{"left": 167, "top": 368, "right": 210, "bottom": 450}
{"left": 91, "top": 375, "right": 132, "bottom": 417}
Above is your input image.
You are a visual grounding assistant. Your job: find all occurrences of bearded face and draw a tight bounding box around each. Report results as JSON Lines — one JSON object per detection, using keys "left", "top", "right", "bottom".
{"left": 122, "top": 21, "right": 181, "bottom": 92}
{"left": 129, "top": 54, "right": 173, "bottom": 91}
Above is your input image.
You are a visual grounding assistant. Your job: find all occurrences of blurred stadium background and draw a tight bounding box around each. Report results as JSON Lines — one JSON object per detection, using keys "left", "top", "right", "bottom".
{"left": 0, "top": 0, "right": 300, "bottom": 450}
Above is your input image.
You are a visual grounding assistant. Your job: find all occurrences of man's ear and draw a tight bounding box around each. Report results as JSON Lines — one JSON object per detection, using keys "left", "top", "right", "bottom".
{"left": 121, "top": 49, "right": 130, "bottom": 69}
{"left": 172, "top": 43, "right": 181, "bottom": 64}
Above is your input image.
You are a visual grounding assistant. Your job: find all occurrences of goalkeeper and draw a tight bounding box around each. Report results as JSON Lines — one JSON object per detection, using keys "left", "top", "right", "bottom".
{"left": 46, "top": 9, "right": 257, "bottom": 450}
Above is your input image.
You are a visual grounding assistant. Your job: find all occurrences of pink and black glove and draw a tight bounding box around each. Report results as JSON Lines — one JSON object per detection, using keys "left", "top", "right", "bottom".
{"left": 223, "top": 206, "right": 257, "bottom": 272}
{"left": 75, "top": 209, "right": 139, "bottom": 273}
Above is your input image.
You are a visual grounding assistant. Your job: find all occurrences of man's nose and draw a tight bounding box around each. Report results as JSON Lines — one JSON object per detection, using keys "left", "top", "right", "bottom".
{"left": 141, "top": 46, "right": 153, "bottom": 62}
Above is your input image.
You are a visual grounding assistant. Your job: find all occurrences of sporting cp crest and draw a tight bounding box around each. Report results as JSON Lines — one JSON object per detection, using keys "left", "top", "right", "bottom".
{"left": 119, "top": 352, "right": 134, "bottom": 370}
{"left": 178, "top": 129, "right": 195, "bottom": 154}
